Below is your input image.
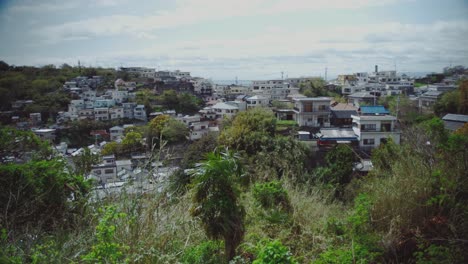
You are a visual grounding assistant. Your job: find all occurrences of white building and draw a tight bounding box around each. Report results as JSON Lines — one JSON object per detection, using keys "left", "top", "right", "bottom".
{"left": 246, "top": 95, "right": 269, "bottom": 108}
{"left": 211, "top": 102, "right": 239, "bottom": 119}
{"left": 109, "top": 107, "right": 124, "bottom": 120}
{"left": 352, "top": 106, "right": 400, "bottom": 149}
{"left": 109, "top": 126, "right": 125, "bottom": 141}
{"left": 293, "top": 97, "right": 331, "bottom": 127}
{"left": 251, "top": 80, "right": 290, "bottom": 100}
{"left": 94, "top": 108, "right": 110, "bottom": 121}
{"left": 133, "top": 105, "right": 147, "bottom": 121}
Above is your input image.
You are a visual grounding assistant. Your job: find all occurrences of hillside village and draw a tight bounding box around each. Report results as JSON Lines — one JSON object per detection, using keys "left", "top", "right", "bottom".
{"left": 1, "top": 61, "right": 468, "bottom": 263}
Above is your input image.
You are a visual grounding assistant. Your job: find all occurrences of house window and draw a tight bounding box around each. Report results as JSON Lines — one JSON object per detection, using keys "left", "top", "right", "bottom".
{"left": 104, "top": 169, "right": 114, "bottom": 174}
{"left": 94, "top": 170, "right": 101, "bottom": 175}
{"left": 363, "top": 139, "right": 375, "bottom": 145}
{"left": 362, "top": 124, "right": 376, "bottom": 131}
{"left": 318, "top": 105, "right": 327, "bottom": 111}
{"left": 303, "top": 103, "right": 313, "bottom": 112}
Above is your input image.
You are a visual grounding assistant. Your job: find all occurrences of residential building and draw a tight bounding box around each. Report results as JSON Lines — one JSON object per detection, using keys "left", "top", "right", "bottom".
{"left": 94, "top": 99, "right": 115, "bottom": 108}
{"left": 189, "top": 120, "right": 211, "bottom": 140}
{"left": 122, "top": 102, "right": 136, "bottom": 119}
{"left": 109, "top": 126, "right": 125, "bottom": 141}
{"left": 33, "top": 128, "right": 56, "bottom": 141}
{"left": 211, "top": 102, "right": 239, "bottom": 119}
{"left": 442, "top": 114, "right": 468, "bottom": 131}
{"left": 94, "top": 107, "right": 109, "bottom": 121}
{"left": 348, "top": 92, "right": 377, "bottom": 107}
{"left": 251, "top": 80, "right": 290, "bottom": 100}
{"left": 352, "top": 106, "right": 400, "bottom": 150}
{"left": 246, "top": 95, "right": 269, "bottom": 108}
{"left": 90, "top": 155, "right": 118, "bottom": 184}
{"left": 29, "top": 113, "right": 41, "bottom": 126}
{"left": 330, "top": 102, "right": 358, "bottom": 127}
{"left": 133, "top": 105, "right": 147, "bottom": 121}
{"left": 78, "top": 109, "right": 94, "bottom": 120}
{"left": 109, "top": 107, "right": 124, "bottom": 120}
{"left": 293, "top": 97, "right": 331, "bottom": 127}
{"left": 419, "top": 90, "right": 444, "bottom": 108}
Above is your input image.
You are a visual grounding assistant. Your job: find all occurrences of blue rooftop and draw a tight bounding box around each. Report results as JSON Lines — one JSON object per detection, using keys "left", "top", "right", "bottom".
{"left": 359, "top": 106, "right": 389, "bottom": 115}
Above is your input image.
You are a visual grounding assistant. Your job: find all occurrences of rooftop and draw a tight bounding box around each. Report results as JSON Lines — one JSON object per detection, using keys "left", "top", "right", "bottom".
{"left": 293, "top": 97, "right": 331, "bottom": 102}
{"left": 352, "top": 115, "right": 397, "bottom": 121}
{"left": 359, "top": 105, "right": 390, "bottom": 115}
{"left": 212, "top": 102, "right": 239, "bottom": 110}
{"left": 442, "top": 113, "right": 468, "bottom": 123}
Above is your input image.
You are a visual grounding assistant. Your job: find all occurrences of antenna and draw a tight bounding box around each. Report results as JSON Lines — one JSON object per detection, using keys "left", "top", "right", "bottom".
{"left": 325, "top": 67, "right": 328, "bottom": 81}
{"left": 235, "top": 76, "right": 238, "bottom": 85}
{"left": 281, "top": 71, "right": 284, "bottom": 80}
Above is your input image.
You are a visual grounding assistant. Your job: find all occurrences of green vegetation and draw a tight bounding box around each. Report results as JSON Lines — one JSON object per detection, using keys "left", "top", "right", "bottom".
{"left": 1, "top": 103, "right": 468, "bottom": 263}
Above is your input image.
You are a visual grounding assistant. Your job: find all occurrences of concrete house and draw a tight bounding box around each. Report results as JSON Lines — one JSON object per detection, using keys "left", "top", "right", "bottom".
{"left": 293, "top": 97, "right": 331, "bottom": 127}
{"left": 109, "top": 126, "right": 125, "bottom": 141}
{"left": 246, "top": 95, "right": 269, "bottom": 108}
{"left": 352, "top": 106, "right": 400, "bottom": 150}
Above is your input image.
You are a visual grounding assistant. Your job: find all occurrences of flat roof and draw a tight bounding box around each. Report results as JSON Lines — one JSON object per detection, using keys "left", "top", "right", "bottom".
{"left": 293, "top": 97, "right": 331, "bottom": 101}
{"left": 442, "top": 113, "right": 468, "bottom": 123}
{"left": 351, "top": 115, "right": 397, "bottom": 121}
{"left": 318, "top": 128, "right": 358, "bottom": 141}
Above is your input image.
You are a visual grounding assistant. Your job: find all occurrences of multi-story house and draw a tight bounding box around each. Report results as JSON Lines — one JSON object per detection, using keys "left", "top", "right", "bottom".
{"left": 246, "top": 95, "right": 269, "bottom": 108}
{"left": 293, "top": 97, "right": 331, "bottom": 127}
{"left": 352, "top": 106, "right": 400, "bottom": 150}
{"left": 122, "top": 102, "right": 136, "bottom": 119}
{"left": 90, "top": 155, "right": 118, "bottom": 184}
{"left": 94, "top": 107, "right": 109, "bottom": 121}
{"left": 109, "top": 107, "right": 124, "bottom": 120}
{"left": 109, "top": 126, "right": 125, "bottom": 141}
{"left": 251, "top": 80, "right": 290, "bottom": 100}
{"left": 94, "top": 99, "right": 115, "bottom": 108}
{"left": 78, "top": 109, "right": 94, "bottom": 120}
{"left": 211, "top": 102, "right": 239, "bottom": 119}
{"left": 133, "top": 105, "right": 147, "bottom": 122}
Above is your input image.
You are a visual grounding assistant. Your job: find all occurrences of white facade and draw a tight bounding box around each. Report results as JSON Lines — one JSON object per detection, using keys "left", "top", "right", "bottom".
{"left": 251, "top": 80, "right": 290, "bottom": 100}
{"left": 133, "top": 105, "right": 147, "bottom": 121}
{"left": 246, "top": 95, "right": 269, "bottom": 108}
{"left": 352, "top": 115, "right": 401, "bottom": 149}
{"left": 109, "top": 126, "right": 124, "bottom": 141}
{"left": 293, "top": 97, "right": 331, "bottom": 127}
{"left": 94, "top": 107, "right": 109, "bottom": 121}
{"left": 109, "top": 107, "right": 124, "bottom": 120}
{"left": 211, "top": 102, "right": 239, "bottom": 119}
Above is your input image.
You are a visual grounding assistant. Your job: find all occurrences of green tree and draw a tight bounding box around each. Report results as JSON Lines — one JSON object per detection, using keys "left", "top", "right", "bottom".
{"left": 219, "top": 108, "right": 276, "bottom": 155}
{"left": 72, "top": 147, "right": 100, "bottom": 176}
{"left": 101, "top": 141, "right": 120, "bottom": 156}
{"left": 191, "top": 150, "right": 245, "bottom": 261}
{"left": 121, "top": 131, "right": 144, "bottom": 153}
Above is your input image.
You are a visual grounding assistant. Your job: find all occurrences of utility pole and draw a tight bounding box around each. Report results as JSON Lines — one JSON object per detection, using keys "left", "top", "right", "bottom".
{"left": 281, "top": 71, "right": 284, "bottom": 80}
{"left": 325, "top": 67, "right": 328, "bottom": 82}
{"left": 396, "top": 95, "right": 400, "bottom": 120}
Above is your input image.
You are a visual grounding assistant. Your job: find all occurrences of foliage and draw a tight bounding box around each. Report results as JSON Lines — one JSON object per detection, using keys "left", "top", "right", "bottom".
{"left": 72, "top": 147, "right": 100, "bottom": 176}
{"left": 147, "top": 114, "right": 188, "bottom": 146}
{"left": 121, "top": 131, "right": 144, "bottom": 153}
{"left": 181, "top": 240, "right": 225, "bottom": 264}
{"left": 0, "top": 127, "right": 90, "bottom": 232}
{"left": 82, "top": 206, "right": 129, "bottom": 263}
{"left": 191, "top": 150, "right": 245, "bottom": 261}
{"left": 253, "top": 240, "right": 297, "bottom": 264}
{"left": 252, "top": 181, "right": 291, "bottom": 213}
{"left": 219, "top": 108, "right": 276, "bottom": 155}
{"left": 433, "top": 90, "right": 460, "bottom": 116}
{"left": 101, "top": 141, "right": 120, "bottom": 156}
{"left": 157, "top": 90, "right": 204, "bottom": 114}
{"left": 314, "top": 144, "right": 358, "bottom": 197}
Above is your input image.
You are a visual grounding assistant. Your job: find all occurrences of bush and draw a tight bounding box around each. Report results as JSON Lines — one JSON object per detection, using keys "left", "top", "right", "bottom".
{"left": 181, "top": 240, "right": 225, "bottom": 264}
{"left": 252, "top": 181, "right": 291, "bottom": 213}
{"left": 253, "top": 240, "right": 297, "bottom": 264}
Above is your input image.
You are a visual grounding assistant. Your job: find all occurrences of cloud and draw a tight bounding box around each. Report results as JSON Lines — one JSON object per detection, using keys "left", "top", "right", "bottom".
{"left": 35, "top": 0, "right": 408, "bottom": 43}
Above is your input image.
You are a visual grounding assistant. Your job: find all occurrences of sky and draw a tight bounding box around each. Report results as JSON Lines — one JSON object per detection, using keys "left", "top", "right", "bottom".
{"left": 0, "top": 0, "right": 467, "bottom": 80}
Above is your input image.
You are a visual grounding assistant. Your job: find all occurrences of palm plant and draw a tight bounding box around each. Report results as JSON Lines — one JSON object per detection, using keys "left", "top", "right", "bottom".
{"left": 190, "top": 149, "right": 245, "bottom": 261}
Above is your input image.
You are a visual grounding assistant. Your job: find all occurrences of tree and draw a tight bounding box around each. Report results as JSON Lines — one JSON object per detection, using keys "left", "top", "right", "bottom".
{"left": 147, "top": 115, "right": 188, "bottom": 147}
{"left": 101, "top": 141, "right": 120, "bottom": 156}
{"left": 191, "top": 150, "right": 245, "bottom": 261}
{"left": 72, "top": 147, "right": 100, "bottom": 176}
{"left": 219, "top": 108, "right": 276, "bottom": 155}
{"left": 121, "top": 131, "right": 144, "bottom": 154}
{"left": 434, "top": 90, "right": 460, "bottom": 116}
{"left": 0, "top": 127, "right": 90, "bottom": 232}
{"left": 459, "top": 80, "right": 468, "bottom": 114}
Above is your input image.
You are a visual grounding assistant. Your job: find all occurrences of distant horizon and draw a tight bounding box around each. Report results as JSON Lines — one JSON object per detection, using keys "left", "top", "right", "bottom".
{"left": 1, "top": 0, "right": 467, "bottom": 79}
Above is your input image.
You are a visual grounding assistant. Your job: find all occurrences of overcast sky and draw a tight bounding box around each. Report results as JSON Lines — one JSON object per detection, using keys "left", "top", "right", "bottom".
{"left": 0, "top": 0, "right": 467, "bottom": 79}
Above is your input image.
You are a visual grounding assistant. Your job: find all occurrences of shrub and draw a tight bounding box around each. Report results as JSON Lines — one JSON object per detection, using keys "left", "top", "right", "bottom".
{"left": 253, "top": 240, "right": 297, "bottom": 264}
{"left": 252, "top": 181, "right": 291, "bottom": 212}
{"left": 181, "top": 240, "right": 225, "bottom": 264}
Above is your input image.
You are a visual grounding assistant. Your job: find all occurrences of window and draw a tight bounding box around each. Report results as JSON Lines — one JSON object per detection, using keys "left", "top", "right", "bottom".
{"left": 104, "top": 169, "right": 114, "bottom": 174}
{"left": 303, "top": 103, "right": 313, "bottom": 112}
{"left": 318, "top": 105, "right": 327, "bottom": 111}
{"left": 363, "top": 139, "right": 375, "bottom": 145}
{"left": 361, "top": 124, "right": 376, "bottom": 131}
